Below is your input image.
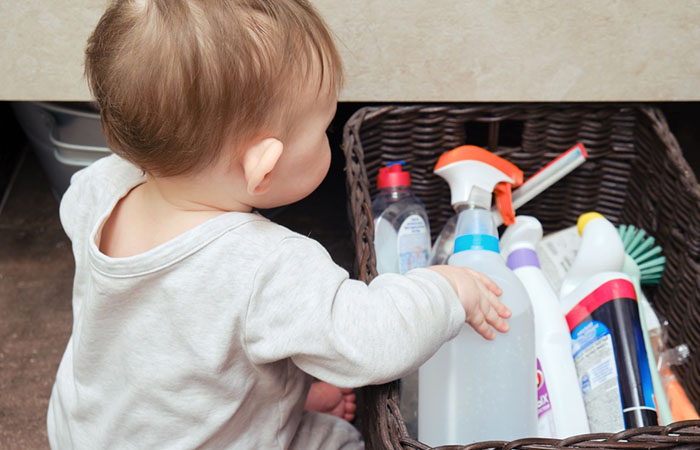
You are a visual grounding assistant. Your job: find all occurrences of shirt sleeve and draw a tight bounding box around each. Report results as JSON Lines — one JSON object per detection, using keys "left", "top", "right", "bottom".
{"left": 243, "top": 236, "right": 466, "bottom": 387}
{"left": 58, "top": 166, "right": 91, "bottom": 242}
{"left": 58, "top": 155, "right": 144, "bottom": 242}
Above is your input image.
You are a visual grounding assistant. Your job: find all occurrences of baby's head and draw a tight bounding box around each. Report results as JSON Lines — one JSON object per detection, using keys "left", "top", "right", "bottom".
{"left": 85, "top": 0, "right": 342, "bottom": 183}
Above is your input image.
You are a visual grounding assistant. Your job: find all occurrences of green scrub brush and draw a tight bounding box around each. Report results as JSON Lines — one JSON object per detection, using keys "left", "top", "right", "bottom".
{"left": 618, "top": 224, "right": 670, "bottom": 424}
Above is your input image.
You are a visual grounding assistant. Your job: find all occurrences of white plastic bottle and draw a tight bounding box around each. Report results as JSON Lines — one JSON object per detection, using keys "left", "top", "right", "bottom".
{"left": 562, "top": 214, "right": 668, "bottom": 427}
{"left": 559, "top": 212, "right": 625, "bottom": 299}
{"left": 418, "top": 146, "right": 537, "bottom": 446}
{"left": 371, "top": 161, "right": 431, "bottom": 275}
{"left": 559, "top": 212, "right": 658, "bottom": 432}
{"left": 500, "top": 215, "right": 590, "bottom": 438}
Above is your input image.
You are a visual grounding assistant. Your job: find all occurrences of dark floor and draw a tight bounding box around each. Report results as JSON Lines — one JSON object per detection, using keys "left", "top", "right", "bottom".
{"left": 0, "top": 151, "right": 75, "bottom": 449}
{"left": 1, "top": 101, "right": 699, "bottom": 449}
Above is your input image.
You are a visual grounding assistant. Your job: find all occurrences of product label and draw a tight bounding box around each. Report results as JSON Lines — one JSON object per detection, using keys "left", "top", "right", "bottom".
{"left": 536, "top": 225, "right": 580, "bottom": 294}
{"left": 397, "top": 214, "right": 430, "bottom": 274}
{"left": 571, "top": 321, "right": 625, "bottom": 433}
{"left": 374, "top": 216, "right": 399, "bottom": 275}
{"left": 536, "top": 359, "right": 557, "bottom": 438}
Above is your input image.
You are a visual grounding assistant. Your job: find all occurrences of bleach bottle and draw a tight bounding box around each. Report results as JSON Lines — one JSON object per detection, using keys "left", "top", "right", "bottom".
{"left": 371, "top": 161, "right": 431, "bottom": 275}
{"left": 418, "top": 146, "right": 537, "bottom": 446}
{"left": 560, "top": 212, "right": 657, "bottom": 432}
{"left": 500, "top": 216, "right": 589, "bottom": 438}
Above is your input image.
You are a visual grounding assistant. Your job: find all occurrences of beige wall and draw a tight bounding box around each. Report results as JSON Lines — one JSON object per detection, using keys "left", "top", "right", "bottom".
{"left": 1, "top": 1, "right": 699, "bottom": 101}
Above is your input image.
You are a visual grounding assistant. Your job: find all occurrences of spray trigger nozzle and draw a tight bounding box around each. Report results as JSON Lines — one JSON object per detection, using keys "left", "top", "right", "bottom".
{"left": 434, "top": 145, "right": 523, "bottom": 225}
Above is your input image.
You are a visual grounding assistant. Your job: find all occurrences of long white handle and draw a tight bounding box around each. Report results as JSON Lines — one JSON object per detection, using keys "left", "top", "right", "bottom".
{"left": 492, "top": 143, "right": 588, "bottom": 226}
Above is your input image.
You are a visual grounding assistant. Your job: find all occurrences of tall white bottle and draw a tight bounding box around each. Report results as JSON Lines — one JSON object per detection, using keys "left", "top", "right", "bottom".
{"left": 418, "top": 146, "right": 537, "bottom": 446}
{"left": 500, "top": 216, "right": 590, "bottom": 438}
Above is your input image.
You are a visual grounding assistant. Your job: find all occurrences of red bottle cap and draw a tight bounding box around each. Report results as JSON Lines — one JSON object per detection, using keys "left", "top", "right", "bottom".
{"left": 377, "top": 162, "right": 411, "bottom": 188}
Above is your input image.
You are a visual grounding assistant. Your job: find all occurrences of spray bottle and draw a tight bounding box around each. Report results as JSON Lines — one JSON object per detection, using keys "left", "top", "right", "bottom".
{"left": 418, "top": 146, "right": 537, "bottom": 446}
{"left": 500, "top": 215, "right": 589, "bottom": 438}
{"left": 560, "top": 212, "right": 657, "bottom": 432}
{"left": 371, "top": 161, "right": 431, "bottom": 275}
{"left": 430, "top": 143, "right": 588, "bottom": 266}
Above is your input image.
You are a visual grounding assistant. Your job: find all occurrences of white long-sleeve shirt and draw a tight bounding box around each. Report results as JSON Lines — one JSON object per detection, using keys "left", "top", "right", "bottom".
{"left": 47, "top": 155, "right": 465, "bottom": 450}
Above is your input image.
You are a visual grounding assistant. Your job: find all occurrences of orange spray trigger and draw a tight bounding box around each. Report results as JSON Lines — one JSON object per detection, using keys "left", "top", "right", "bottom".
{"left": 494, "top": 163, "right": 523, "bottom": 226}
{"left": 495, "top": 182, "right": 516, "bottom": 226}
{"left": 435, "top": 146, "right": 522, "bottom": 180}
{"left": 434, "top": 145, "right": 524, "bottom": 215}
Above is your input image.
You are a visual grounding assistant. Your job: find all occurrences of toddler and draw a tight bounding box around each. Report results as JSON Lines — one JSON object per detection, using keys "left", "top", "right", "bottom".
{"left": 47, "top": 1, "right": 510, "bottom": 449}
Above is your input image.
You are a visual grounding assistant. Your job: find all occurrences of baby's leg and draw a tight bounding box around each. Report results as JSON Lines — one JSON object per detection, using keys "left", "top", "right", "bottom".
{"left": 305, "top": 381, "right": 356, "bottom": 422}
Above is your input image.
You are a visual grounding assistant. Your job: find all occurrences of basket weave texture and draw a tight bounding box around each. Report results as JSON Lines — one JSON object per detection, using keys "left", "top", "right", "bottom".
{"left": 341, "top": 103, "right": 700, "bottom": 450}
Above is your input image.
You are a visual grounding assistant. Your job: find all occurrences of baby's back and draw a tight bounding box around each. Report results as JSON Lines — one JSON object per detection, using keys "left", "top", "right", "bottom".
{"left": 47, "top": 156, "right": 362, "bottom": 449}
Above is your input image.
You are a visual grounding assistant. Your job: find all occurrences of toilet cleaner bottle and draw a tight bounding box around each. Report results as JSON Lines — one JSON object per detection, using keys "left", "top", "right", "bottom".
{"left": 560, "top": 213, "right": 658, "bottom": 432}
{"left": 559, "top": 212, "right": 626, "bottom": 299}
{"left": 500, "top": 215, "right": 590, "bottom": 438}
{"left": 418, "top": 146, "right": 537, "bottom": 446}
{"left": 371, "top": 161, "right": 431, "bottom": 275}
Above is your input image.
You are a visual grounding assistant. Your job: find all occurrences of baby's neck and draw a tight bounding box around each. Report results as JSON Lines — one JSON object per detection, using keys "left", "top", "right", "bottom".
{"left": 98, "top": 176, "right": 251, "bottom": 258}
{"left": 145, "top": 172, "right": 252, "bottom": 214}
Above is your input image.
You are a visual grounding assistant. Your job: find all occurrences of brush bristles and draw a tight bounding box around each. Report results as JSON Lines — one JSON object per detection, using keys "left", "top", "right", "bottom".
{"left": 618, "top": 224, "right": 666, "bottom": 285}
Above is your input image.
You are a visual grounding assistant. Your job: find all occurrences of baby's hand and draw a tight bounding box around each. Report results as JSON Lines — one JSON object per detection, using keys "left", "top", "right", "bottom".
{"left": 428, "top": 265, "right": 511, "bottom": 340}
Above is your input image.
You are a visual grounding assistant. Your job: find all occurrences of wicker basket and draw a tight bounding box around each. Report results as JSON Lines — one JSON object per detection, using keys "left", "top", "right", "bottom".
{"left": 341, "top": 103, "right": 700, "bottom": 450}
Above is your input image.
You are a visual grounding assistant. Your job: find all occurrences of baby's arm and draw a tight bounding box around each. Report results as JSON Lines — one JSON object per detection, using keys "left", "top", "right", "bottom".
{"left": 244, "top": 237, "right": 508, "bottom": 388}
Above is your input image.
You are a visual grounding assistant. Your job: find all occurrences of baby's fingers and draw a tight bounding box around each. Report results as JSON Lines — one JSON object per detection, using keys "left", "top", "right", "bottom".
{"left": 471, "top": 314, "right": 497, "bottom": 340}
{"left": 484, "top": 304, "right": 510, "bottom": 334}
{"left": 472, "top": 270, "right": 503, "bottom": 297}
{"left": 490, "top": 295, "right": 512, "bottom": 320}
{"left": 481, "top": 288, "right": 510, "bottom": 334}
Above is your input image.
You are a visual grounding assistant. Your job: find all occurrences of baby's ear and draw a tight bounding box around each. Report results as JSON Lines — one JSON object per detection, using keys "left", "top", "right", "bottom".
{"left": 242, "top": 138, "right": 283, "bottom": 196}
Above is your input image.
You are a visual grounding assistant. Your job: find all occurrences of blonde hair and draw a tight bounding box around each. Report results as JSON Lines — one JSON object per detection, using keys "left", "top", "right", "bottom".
{"left": 85, "top": 0, "right": 343, "bottom": 177}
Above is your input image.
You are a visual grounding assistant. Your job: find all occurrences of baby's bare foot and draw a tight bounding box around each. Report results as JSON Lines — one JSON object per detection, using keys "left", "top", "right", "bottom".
{"left": 304, "top": 381, "right": 356, "bottom": 422}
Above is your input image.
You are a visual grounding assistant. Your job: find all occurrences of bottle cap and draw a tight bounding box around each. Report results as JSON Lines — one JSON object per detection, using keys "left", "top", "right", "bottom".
{"left": 577, "top": 212, "right": 605, "bottom": 235}
{"left": 377, "top": 161, "right": 411, "bottom": 188}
